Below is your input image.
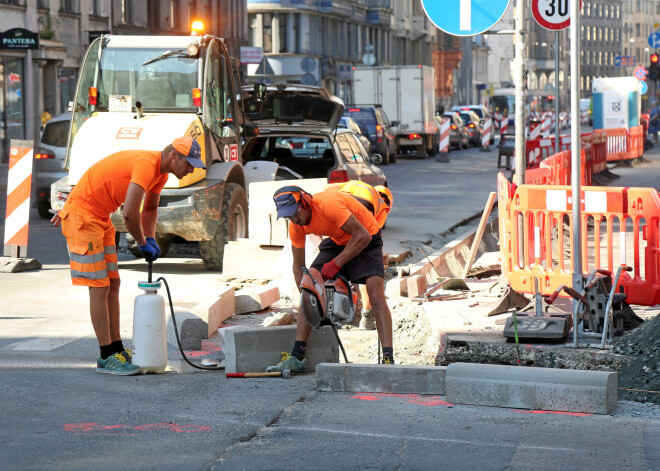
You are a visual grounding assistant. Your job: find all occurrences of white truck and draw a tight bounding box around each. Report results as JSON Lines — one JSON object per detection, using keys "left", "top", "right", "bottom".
{"left": 352, "top": 65, "right": 438, "bottom": 158}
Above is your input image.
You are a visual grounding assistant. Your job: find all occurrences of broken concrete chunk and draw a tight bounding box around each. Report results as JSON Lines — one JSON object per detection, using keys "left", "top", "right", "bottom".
{"left": 262, "top": 311, "right": 296, "bottom": 327}
{"left": 235, "top": 285, "right": 281, "bottom": 314}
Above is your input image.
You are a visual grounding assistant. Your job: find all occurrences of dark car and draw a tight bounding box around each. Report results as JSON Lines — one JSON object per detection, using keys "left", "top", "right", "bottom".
{"left": 241, "top": 84, "right": 386, "bottom": 187}
{"left": 452, "top": 105, "right": 495, "bottom": 144}
{"left": 457, "top": 110, "right": 482, "bottom": 147}
{"left": 33, "top": 112, "right": 70, "bottom": 218}
{"left": 339, "top": 116, "right": 371, "bottom": 154}
{"left": 442, "top": 112, "right": 469, "bottom": 150}
{"left": 343, "top": 106, "right": 398, "bottom": 165}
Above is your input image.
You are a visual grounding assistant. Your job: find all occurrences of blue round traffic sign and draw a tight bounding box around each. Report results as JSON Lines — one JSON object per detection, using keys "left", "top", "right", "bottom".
{"left": 421, "top": 0, "right": 511, "bottom": 37}
{"left": 649, "top": 32, "right": 660, "bottom": 49}
{"left": 640, "top": 81, "right": 648, "bottom": 95}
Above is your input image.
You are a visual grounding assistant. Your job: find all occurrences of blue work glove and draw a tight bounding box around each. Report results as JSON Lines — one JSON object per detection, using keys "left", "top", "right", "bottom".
{"left": 146, "top": 237, "right": 161, "bottom": 260}
{"left": 139, "top": 242, "right": 158, "bottom": 263}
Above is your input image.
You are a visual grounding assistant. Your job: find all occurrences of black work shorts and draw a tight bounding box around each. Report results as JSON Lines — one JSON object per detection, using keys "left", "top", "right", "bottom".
{"left": 311, "top": 232, "right": 384, "bottom": 284}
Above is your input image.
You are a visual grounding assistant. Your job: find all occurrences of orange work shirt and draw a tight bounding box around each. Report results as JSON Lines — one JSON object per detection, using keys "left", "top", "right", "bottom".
{"left": 70, "top": 149, "right": 169, "bottom": 219}
{"left": 288, "top": 191, "right": 380, "bottom": 249}
{"left": 327, "top": 180, "right": 388, "bottom": 229}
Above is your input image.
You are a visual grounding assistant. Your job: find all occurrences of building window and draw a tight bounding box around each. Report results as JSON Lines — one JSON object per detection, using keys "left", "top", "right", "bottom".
{"left": 91, "top": 0, "right": 103, "bottom": 16}
{"left": 37, "top": 0, "right": 48, "bottom": 8}
{"left": 147, "top": 0, "right": 160, "bottom": 28}
{"left": 0, "top": 0, "right": 22, "bottom": 5}
{"left": 169, "top": 0, "right": 177, "bottom": 30}
{"left": 121, "top": 0, "right": 133, "bottom": 25}
{"left": 60, "top": 0, "right": 78, "bottom": 13}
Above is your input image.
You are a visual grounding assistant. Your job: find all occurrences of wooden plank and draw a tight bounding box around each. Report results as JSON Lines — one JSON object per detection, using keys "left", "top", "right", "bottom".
{"left": 461, "top": 192, "right": 497, "bottom": 279}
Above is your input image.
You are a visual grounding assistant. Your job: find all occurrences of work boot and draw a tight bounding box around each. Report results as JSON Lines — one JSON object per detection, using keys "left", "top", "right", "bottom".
{"left": 381, "top": 356, "right": 395, "bottom": 365}
{"left": 265, "top": 353, "right": 307, "bottom": 374}
{"left": 96, "top": 353, "right": 140, "bottom": 376}
{"left": 359, "top": 309, "right": 376, "bottom": 330}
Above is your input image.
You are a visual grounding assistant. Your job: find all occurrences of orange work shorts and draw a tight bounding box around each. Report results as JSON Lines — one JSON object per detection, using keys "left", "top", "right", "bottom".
{"left": 59, "top": 203, "right": 118, "bottom": 287}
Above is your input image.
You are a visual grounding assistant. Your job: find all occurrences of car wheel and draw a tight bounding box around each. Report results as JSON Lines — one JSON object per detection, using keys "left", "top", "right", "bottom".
{"left": 381, "top": 147, "right": 390, "bottom": 165}
{"left": 37, "top": 201, "right": 52, "bottom": 219}
{"left": 199, "top": 183, "right": 248, "bottom": 271}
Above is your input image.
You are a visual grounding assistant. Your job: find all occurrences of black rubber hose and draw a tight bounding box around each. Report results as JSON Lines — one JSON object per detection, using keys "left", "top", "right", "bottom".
{"left": 157, "top": 276, "right": 224, "bottom": 371}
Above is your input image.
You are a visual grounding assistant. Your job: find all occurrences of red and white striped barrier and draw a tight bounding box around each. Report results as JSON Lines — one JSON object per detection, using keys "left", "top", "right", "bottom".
{"left": 3, "top": 140, "right": 34, "bottom": 256}
{"left": 500, "top": 115, "right": 508, "bottom": 136}
{"left": 541, "top": 114, "right": 551, "bottom": 138}
{"left": 529, "top": 121, "right": 541, "bottom": 140}
{"left": 580, "top": 111, "right": 589, "bottom": 125}
{"left": 439, "top": 117, "right": 450, "bottom": 153}
{"left": 480, "top": 117, "right": 492, "bottom": 152}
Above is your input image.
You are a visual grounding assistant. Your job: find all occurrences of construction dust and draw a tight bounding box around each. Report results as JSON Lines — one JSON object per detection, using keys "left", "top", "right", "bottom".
{"left": 614, "top": 313, "right": 660, "bottom": 404}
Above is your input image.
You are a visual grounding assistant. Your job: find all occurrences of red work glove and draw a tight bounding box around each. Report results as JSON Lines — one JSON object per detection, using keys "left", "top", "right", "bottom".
{"left": 321, "top": 259, "right": 341, "bottom": 280}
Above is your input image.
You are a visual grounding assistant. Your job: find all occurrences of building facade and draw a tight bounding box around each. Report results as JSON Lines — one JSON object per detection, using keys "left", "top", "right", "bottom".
{"left": 246, "top": 0, "right": 435, "bottom": 106}
{"left": 0, "top": 0, "right": 247, "bottom": 162}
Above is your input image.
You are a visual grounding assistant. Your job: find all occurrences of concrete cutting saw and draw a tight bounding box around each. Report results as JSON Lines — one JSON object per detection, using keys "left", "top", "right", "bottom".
{"left": 299, "top": 267, "right": 355, "bottom": 363}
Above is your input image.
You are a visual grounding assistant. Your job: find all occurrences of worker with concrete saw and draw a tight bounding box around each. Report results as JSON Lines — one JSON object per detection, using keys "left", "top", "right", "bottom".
{"left": 51, "top": 136, "right": 206, "bottom": 375}
{"left": 266, "top": 185, "right": 395, "bottom": 374}
{"left": 324, "top": 180, "right": 394, "bottom": 330}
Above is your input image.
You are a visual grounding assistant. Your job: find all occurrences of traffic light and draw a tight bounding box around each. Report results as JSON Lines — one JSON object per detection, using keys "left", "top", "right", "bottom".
{"left": 649, "top": 53, "right": 660, "bottom": 81}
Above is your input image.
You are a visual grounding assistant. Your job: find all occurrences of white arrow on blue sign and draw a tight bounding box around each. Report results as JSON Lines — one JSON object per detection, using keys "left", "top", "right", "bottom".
{"left": 640, "top": 80, "right": 648, "bottom": 96}
{"left": 421, "top": 0, "right": 511, "bottom": 37}
{"left": 648, "top": 32, "right": 660, "bottom": 49}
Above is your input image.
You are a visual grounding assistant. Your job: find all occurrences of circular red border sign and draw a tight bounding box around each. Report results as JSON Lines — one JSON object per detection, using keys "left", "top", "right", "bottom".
{"left": 531, "top": 0, "right": 582, "bottom": 31}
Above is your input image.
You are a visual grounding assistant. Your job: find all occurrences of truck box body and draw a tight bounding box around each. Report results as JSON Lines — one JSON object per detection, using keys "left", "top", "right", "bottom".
{"left": 352, "top": 66, "right": 437, "bottom": 156}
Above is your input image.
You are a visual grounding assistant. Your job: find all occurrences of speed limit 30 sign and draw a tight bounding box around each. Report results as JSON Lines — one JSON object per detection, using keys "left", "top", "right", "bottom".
{"left": 531, "top": 0, "right": 582, "bottom": 31}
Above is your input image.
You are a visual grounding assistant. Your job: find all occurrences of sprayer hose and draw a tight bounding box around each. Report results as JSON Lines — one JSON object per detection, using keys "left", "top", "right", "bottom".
{"left": 158, "top": 276, "right": 224, "bottom": 371}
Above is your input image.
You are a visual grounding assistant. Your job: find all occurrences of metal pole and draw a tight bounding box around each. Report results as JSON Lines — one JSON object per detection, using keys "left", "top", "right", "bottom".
{"left": 554, "top": 31, "right": 560, "bottom": 154}
{"left": 514, "top": 0, "right": 526, "bottom": 185}
{"left": 570, "top": 0, "right": 583, "bottom": 348}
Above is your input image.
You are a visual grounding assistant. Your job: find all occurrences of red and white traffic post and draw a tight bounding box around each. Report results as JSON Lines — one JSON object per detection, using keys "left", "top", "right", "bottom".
{"left": 480, "top": 117, "right": 492, "bottom": 152}
{"left": 3, "top": 140, "right": 35, "bottom": 259}
{"left": 435, "top": 116, "right": 450, "bottom": 162}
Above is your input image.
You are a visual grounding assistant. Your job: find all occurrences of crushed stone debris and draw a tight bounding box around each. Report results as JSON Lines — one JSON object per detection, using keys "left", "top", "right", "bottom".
{"left": 613, "top": 312, "right": 660, "bottom": 404}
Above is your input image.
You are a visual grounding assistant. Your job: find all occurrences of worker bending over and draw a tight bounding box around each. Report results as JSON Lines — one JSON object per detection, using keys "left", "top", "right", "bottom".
{"left": 52, "top": 136, "right": 206, "bottom": 375}
{"left": 266, "top": 185, "right": 394, "bottom": 374}
{"left": 325, "top": 180, "right": 393, "bottom": 329}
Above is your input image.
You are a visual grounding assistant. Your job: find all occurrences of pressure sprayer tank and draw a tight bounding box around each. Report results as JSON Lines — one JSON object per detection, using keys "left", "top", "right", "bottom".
{"left": 132, "top": 281, "right": 168, "bottom": 374}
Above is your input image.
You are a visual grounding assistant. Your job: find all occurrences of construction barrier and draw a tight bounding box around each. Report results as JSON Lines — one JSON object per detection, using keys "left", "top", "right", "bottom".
{"left": 3, "top": 140, "right": 34, "bottom": 256}
{"left": 481, "top": 117, "right": 492, "bottom": 150}
{"left": 498, "top": 173, "right": 660, "bottom": 306}
{"left": 604, "top": 128, "right": 629, "bottom": 162}
{"left": 439, "top": 117, "right": 450, "bottom": 153}
{"left": 541, "top": 114, "right": 551, "bottom": 138}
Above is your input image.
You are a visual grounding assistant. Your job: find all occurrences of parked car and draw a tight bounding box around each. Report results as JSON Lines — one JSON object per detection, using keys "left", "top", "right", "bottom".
{"left": 241, "top": 84, "right": 386, "bottom": 188}
{"left": 33, "top": 112, "right": 70, "bottom": 218}
{"left": 457, "top": 110, "right": 482, "bottom": 147}
{"left": 452, "top": 105, "right": 495, "bottom": 144}
{"left": 339, "top": 116, "right": 371, "bottom": 154}
{"left": 442, "top": 112, "right": 469, "bottom": 150}
{"left": 342, "top": 105, "right": 398, "bottom": 165}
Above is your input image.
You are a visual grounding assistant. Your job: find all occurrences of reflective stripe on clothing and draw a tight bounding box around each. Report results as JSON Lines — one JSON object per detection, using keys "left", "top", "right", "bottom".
{"left": 61, "top": 202, "right": 118, "bottom": 287}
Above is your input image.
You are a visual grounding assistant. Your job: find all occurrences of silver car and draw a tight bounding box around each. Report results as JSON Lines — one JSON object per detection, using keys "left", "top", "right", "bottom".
{"left": 33, "top": 112, "right": 70, "bottom": 218}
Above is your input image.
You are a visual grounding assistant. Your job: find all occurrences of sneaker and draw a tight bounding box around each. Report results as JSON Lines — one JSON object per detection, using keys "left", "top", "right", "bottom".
{"left": 96, "top": 353, "right": 140, "bottom": 375}
{"left": 265, "top": 353, "right": 307, "bottom": 374}
{"left": 119, "top": 348, "right": 132, "bottom": 363}
{"left": 359, "top": 309, "right": 376, "bottom": 330}
{"left": 382, "top": 357, "right": 395, "bottom": 365}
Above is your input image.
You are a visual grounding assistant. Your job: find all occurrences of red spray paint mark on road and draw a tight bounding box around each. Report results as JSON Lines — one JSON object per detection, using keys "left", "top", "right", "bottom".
{"left": 351, "top": 392, "right": 454, "bottom": 407}
{"left": 201, "top": 340, "right": 222, "bottom": 351}
{"left": 62, "top": 422, "right": 212, "bottom": 434}
{"left": 514, "top": 410, "right": 592, "bottom": 417}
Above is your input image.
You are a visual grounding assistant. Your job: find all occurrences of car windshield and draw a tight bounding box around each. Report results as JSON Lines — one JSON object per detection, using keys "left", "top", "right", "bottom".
{"left": 41, "top": 120, "right": 69, "bottom": 147}
{"left": 459, "top": 113, "right": 473, "bottom": 123}
{"left": 94, "top": 47, "right": 199, "bottom": 111}
{"left": 344, "top": 109, "right": 376, "bottom": 135}
{"left": 470, "top": 108, "right": 484, "bottom": 119}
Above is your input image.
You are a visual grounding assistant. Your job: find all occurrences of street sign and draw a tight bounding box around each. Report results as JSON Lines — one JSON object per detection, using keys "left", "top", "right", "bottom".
{"left": 634, "top": 66, "right": 648, "bottom": 81}
{"left": 614, "top": 56, "right": 636, "bottom": 67}
{"left": 640, "top": 80, "right": 648, "bottom": 95}
{"left": 240, "top": 46, "right": 263, "bottom": 64}
{"left": 648, "top": 32, "right": 660, "bottom": 49}
{"left": 531, "top": 0, "right": 581, "bottom": 31}
{"left": 420, "top": 0, "right": 511, "bottom": 37}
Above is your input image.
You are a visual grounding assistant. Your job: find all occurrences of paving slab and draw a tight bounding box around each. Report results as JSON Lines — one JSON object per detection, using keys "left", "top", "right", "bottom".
{"left": 223, "top": 325, "right": 339, "bottom": 373}
{"left": 445, "top": 362, "right": 618, "bottom": 414}
{"left": 315, "top": 363, "right": 446, "bottom": 394}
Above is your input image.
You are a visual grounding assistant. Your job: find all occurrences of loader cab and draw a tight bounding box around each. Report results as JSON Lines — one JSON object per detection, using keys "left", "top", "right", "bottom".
{"left": 65, "top": 33, "right": 241, "bottom": 174}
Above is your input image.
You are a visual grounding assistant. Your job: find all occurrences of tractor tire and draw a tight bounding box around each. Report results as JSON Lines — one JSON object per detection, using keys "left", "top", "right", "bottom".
{"left": 37, "top": 201, "right": 52, "bottom": 219}
{"left": 199, "top": 182, "right": 248, "bottom": 271}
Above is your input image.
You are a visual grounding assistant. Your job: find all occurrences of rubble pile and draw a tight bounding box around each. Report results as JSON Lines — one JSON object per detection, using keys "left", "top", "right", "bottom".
{"left": 614, "top": 314, "right": 660, "bottom": 404}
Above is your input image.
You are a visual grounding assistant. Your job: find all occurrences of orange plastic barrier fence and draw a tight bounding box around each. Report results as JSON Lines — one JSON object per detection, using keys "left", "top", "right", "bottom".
{"left": 604, "top": 128, "right": 629, "bottom": 162}
{"left": 524, "top": 148, "right": 591, "bottom": 186}
{"left": 628, "top": 125, "right": 644, "bottom": 160}
{"left": 498, "top": 173, "right": 660, "bottom": 306}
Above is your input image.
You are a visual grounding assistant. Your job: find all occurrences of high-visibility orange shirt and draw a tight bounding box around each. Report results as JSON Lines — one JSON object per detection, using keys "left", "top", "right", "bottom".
{"left": 288, "top": 191, "right": 380, "bottom": 249}
{"left": 326, "top": 180, "right": 388, "bottom": 229}
{"left": 70, "top": 149, "right": 169, "bottom": 219}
